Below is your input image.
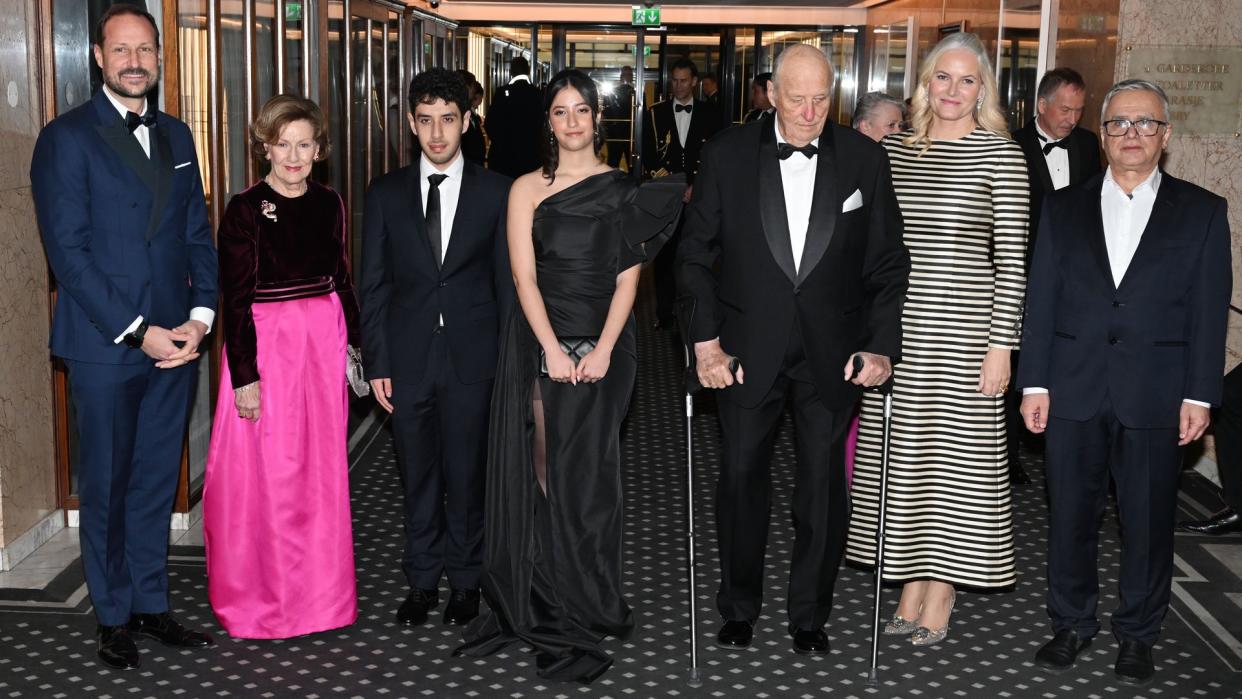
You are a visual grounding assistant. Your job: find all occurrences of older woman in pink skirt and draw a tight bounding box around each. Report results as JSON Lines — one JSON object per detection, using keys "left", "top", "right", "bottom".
{"left": 203, "top": 95, "right": 358, "bottom": 639}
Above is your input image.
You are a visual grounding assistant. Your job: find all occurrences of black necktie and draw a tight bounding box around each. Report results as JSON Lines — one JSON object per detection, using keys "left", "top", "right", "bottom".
{"left": 125, "top": 111, "right": 156, "bottom": 132}
{"left": 675, "top": 103, "right": 693, "bottom": 113}
{"left": 777, "top": 142, "right": 818, "bottom": 160}
{"left": 425, "top": 173, "right": 448, "bottom": 268}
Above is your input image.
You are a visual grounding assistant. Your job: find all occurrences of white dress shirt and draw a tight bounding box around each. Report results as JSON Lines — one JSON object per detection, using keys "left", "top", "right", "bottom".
{"left": 774, "top": 121, "right": 819, "bottom": 273}
{"left": 1024, "top": 166, "right": 1206, "bottom": 407}
{"left": 1035, "top": 121, "right": 1070, "bottom": 191}
{"left": 673, "top": 97, "right": 693, "bottom": 147}
{"left": 104, "top": 86, "right": 216, "bottom": 343}
{"left": 421, "top": 151, "right": 464, "bottom": 325}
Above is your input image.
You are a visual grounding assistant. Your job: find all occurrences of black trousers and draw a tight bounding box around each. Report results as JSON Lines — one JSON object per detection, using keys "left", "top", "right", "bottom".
{"left": 391, "top": 330, "right": 492, "bottom": 591}
{"left": 1044, "top": 392, "right": 1182, "bottom": 644}
{"left": 714, "top": 324, "right": 850, "bottom": 631}
{"left": 1212, "top": 364, "right": 1242, "bottom": 511}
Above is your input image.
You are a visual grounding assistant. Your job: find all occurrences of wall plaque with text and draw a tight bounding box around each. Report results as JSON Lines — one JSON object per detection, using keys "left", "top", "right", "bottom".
{"left": 1123, "top": 46, "right": 1242, "bottom": 136}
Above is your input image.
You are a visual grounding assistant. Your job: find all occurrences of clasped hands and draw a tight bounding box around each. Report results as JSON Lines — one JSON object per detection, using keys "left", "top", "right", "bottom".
{"left": 693, "top": 339, "right": 892, "bottom": 390}
{"left": 141, "top": 319, "right": 208, "bottom": 369}
{"left": 543, "top": 344, "right": 611, "bottom": 385}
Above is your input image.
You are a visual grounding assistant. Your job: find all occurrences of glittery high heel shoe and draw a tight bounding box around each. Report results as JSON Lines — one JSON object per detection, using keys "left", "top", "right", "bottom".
{"left": 910, "top": 593, "right": 955, "bottom": 646}
{"left": 883, "top": 610, "right": 921, "bottom": 635}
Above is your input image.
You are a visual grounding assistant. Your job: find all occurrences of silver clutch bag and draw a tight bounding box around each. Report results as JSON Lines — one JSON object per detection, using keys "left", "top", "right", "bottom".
{"left": 347, "top": 345, "right": 370, "bottom": 397}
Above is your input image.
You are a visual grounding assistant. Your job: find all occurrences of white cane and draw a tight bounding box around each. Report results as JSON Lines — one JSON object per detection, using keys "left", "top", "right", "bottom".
{"left": 865, "top": 356, "right": 895, "bottom": 687}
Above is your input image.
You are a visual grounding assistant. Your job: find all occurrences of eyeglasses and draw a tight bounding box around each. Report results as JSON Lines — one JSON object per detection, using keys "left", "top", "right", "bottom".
{"left": 1102, "top": 118, "right": 1169, "bottom": 137}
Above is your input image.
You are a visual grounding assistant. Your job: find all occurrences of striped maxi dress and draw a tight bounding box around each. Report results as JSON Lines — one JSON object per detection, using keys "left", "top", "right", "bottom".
{"left": 845, "top": 128, "right": 1029, "bottom": 589}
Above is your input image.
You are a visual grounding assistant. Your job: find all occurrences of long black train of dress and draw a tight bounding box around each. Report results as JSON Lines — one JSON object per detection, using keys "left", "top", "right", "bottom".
{"left": 456, "top": 171, "right": 683, "bottom": 682}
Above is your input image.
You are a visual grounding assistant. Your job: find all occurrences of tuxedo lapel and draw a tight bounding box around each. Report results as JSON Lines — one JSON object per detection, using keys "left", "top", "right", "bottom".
{"left": 145, "top": 119, "right": 174, "bottom": 240}
{"left": 1082, "top": 176, "right": 1116, "bottom": 290}
{"left": 94, "top": 115, "right": 159, "bottom": 197}
{"left": 407, "top": 166, "right": 437, "bottom": 271}
{"left": 441, "top": 162, "right": 474, "bottom": 272}
{"left": 1116, "top": 174, "right": 1178, "bottom": 294}
{"left": 1020, "top": 126, "right": 1055, "bottom": 193}
{"left": 1066, "top": 129, "right": 1084, "bottom": 187}
{"left": 795, "top": 124, "right": 839, "bottom": 286}
{"left": 756, "top": 120, "right": 797, "bottom": 284}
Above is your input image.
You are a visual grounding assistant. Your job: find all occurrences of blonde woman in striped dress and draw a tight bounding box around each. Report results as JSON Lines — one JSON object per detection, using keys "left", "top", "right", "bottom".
{"left": 845, "top": 32, "right": 1029, "bottom": 646}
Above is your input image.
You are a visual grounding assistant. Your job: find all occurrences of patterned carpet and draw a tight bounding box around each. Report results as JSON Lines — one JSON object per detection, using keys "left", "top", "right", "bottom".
{"left": 2, "top": 287, "right": 1240, "bottom": 698}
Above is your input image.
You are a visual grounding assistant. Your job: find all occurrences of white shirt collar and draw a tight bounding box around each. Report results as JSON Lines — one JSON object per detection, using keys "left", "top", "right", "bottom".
{"left": 420, "top": 150, "right": 465, "bottom": 180}
{"left": 1104, "top": 166, "right": 1161, "bottom": 198}
{"left": 774, "top": 120, "right": 820, "bottom": 149}
{"left": 674, "top": 96, "right": 694, "bottom": 107}
{"left": 102, "top": 84, "right": 149, "bottom": 119}
{"left": 1033, "top": 119, "right": 1059, "bottom": 144}
{"left": 509, "top": 74, "right": 530, "bottom": 85}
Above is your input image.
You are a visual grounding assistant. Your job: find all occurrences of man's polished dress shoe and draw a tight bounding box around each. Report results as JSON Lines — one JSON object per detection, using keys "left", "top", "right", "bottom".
{"left": 127, "top": 612, "right": 214, "bottom": 648}
{"left": 442, "top": 588, "right": 481, "bottom": 625}
{"left": 716, "top": 620, "right": 753, "bottom": 647}
{"left": 1177, "top": 507, "right": 1242, "bottom": 535}
{"left": 790, "top": 628, "right": 829, "bottom": 655}
{"left": 1034, "top": 629, "right": 1092, "bottom": 672}
{"left": 396, "top": 588, "right": 440, "bottom": 626}
{"left": 97, "top": 625, "right": 141, "bottom": 670}
{"left": 1114, "top": 638, "right": 1155, "bottom": 685}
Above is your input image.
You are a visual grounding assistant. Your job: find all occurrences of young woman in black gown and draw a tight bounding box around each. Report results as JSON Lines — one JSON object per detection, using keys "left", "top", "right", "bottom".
{"left": 455, "top": 69, "right": 682, "bottom": 683}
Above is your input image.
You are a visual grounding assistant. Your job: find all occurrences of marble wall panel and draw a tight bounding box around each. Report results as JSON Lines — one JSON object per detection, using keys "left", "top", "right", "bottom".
{"left": 0, "top": 0, "right": 56, "bottom": 549}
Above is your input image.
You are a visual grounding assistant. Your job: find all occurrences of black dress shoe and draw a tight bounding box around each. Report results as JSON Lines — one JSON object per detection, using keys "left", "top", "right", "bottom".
{"left": 1009, "top": 463, "right": 1032, "bottom": 485}
{"left": 1177, "top": 508, "right": 1242, "bottom": 535}
{"left": 1034, "top": 629, "right": 1092, "bottom": 672}
{"left": 1115, "top": 638, "right": 1154, "bottom": 685}
{"left": 790, "top": 628, "right": 829, "bottom": 655}
{"left": 396, "top": 588, "right": 440, "bottom": 626}
{"left": 127, "top": 612, "right": 214, "bottom": 648}
{"left": 716, "top": 620, "right": 753, "bottom": 647}
{"left": 97, "top": 625, "right": 140, "bottom": 670}
{"left": 442, "top": 588, "right": 480, "bottom": 625}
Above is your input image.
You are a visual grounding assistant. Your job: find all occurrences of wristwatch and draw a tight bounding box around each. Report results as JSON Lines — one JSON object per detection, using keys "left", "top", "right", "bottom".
{"left": 123, "top": 321, "right": 150, "bottom": 349}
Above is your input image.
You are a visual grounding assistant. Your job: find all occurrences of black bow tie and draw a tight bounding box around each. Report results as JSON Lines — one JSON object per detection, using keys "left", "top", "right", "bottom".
{"left": 125, "top": 111, "right": 156, "bottom": 132}
{"left": 674, "top": 103, "right": 693, "bottom": 113}
{"left": 777, "top": 142, "right": 818, "bottom": 160}
{"left": 1036, "top": 133, "right": 1067, "bottom": 155}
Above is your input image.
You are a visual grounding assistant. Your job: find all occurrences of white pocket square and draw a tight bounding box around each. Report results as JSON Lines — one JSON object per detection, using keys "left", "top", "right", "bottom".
{"left": 842, "top": 188, "right": 863, "bottom": 213}
{"left": 174, "top": 161, "right": 192, "bottom": 169}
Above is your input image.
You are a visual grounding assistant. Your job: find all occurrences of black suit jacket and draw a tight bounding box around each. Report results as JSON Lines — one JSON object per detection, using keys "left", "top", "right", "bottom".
{"left": 358, "top": 160, "right": 514, "bottom": 385}
{"left": 678, "top": 119, "right": 910, "bottom": 409}
{"left": 643, "top": 98, "right": 722, "bottom": 183}
{"left": 1011, "top": 122, "right": 1101, "bottom": 255}
{"left": 484, "top": 79, "right": 543, "bottom": 178}
{"left": 1017, "top": 171, "right": 1231, "bottom": 428}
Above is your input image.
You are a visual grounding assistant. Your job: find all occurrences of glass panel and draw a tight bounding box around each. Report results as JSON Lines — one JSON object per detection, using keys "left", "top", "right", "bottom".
{"left": 285, "top": 0, "right": 306, "bottom": 94}
{"left": 732, "top": 27, "right": 755, "bottom": 126}
{"left": 536, "top": 26, "right": 554, "bottom": 85}
{"left": 868, "top": 21, "right": 910, "bottom": 99}
{"left": 369, "top": 21, "right": 387, "bottom": 183}
{"left": 52, "top": 0, "right": 91, "bottom": 112}
{"left": 326, "top": 0, "right": 347, "bottom": 197}
{"left": 255, "top": 1, "right": 277, "bottom": 102}
{"left": 221, "top": 0, "right": 250, "bottom": 199}
{"left": 563, "top": 28, "right": 642, "bottom": 172}
{"left": 350, "top": 16, "right": 369, "bottom": 271}
{"left": 387, "top": 16, "right": 404, "bottom": 168}
{"left": 1054, "top": 0, "right": 1120, "bottom": 135}
{"left": 662, "top": 29, "right": 721, "bottom": 103}
{"left": 760, "top": 29, "right": 857, "bottom": 127}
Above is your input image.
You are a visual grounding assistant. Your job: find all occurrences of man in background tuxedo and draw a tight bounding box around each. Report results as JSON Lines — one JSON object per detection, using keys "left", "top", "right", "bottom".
{"left": 31, "top": 5, "right": 217, "bottom": 670}
{"left": 360, "top": 69, "right": 513, "bottom": 629}
{"left": 678, "top": 44, "right": 909, "bottom": 654}
{"left": 1020, "top": 80, "right": 1230, "bottom": 685}
{"left": 744, "top": 72, "right": 774, "bottom": 123}
{"left": 1008, "top": 67, "right": 1102, "bottom": 484}
{"left": 643, "top": 57, "right": 722, "bottom": 326}
{"left": 604, "top": 65, "right": 636, "bottom": 170}
{"left": 484, "top": 55, "right": 542, "bottom": 177}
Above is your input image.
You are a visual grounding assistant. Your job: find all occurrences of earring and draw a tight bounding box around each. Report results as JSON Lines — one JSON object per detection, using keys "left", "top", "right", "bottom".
{"left": 548, "top": 131, "right": 555, "bottom": 146}
{"left": 976, "top": 96, "right": 984, "bottom": 109}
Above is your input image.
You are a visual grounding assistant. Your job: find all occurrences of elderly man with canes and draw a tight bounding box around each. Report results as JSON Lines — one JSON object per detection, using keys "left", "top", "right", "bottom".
{"left": 677, "top": 43, "right": 909, "bottom": 655}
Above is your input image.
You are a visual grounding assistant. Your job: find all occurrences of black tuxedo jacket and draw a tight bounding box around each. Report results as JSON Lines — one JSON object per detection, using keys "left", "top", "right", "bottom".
{"left": 358, "top": 160, "right": 514, "bottom": 385}
{"left": 1011, "top": 122, "right": 1101, "bottom": 254}
{"left": 1017, "top": 171, "right": 1231, "bottom": 427}
{"left": 484, "top": 79, "right": 543, "bottom": 178}
{"left": 678, "top": 119, "right": 910, "bottom": 409}
{"left": 643, "top": 98, "right": 722, "bottom": 183}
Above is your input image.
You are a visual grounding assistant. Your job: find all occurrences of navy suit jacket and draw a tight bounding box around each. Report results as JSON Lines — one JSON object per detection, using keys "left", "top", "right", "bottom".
{"left": 32, "top": 90, "right": 218, "bottom": 365}
{"left": 358, "top": 160, "right": 514, "bottom": 386}
{"left": 1017, "top": 171, "right": 1231, "bottom": 428}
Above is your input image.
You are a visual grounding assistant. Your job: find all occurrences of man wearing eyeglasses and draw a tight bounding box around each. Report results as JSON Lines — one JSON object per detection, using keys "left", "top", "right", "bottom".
{"left": 1018, "top": 79, "right": 1231, "bottom": 686}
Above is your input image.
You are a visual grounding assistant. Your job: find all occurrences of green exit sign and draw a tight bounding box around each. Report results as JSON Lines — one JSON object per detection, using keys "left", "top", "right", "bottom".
{"left": 632, "top": 6, "right": 661, "bottom": 27}
{"left": 285, "top": 1, "right": 302, "bottom": 22}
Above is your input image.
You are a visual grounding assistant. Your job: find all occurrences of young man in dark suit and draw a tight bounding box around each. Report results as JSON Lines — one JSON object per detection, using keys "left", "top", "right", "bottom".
{"left": 31, "top": 5, "right": 218, "bottom": 670}
{"left": 1007, "top": 67, "right": 1102, "bottom": 484}
{"left": 483, "top": 55, "right": 542, "bottom": 178}
{"left": 678, "top": 45, "right": 909, "bottom": 654}
{"left": 643, "top": 57, "right": 723, "bottom": 327}
{"left": 359, "top": 69, "right": 513, "bottom": 628}
{"left": 1020, "top": 80, "right": 1231, "bottom": 686}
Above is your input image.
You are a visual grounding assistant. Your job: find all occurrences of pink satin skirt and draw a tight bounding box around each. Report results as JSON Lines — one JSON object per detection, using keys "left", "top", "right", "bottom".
{"left": 204, "top": 294, "right": 357, "bottom": 639}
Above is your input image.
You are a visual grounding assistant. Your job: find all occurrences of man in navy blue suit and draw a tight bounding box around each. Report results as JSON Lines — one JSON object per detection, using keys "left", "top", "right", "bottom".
{"left": 1019, "top": 79, "right": 1231, "bottom": 686}
{"left": 31, "top": 5, "right": 218, "bottom": 671}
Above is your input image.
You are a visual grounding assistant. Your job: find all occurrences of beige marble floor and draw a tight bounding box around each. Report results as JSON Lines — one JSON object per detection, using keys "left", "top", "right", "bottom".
{"left": 0, "top": 521, "right": 204, "bottom": 590}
